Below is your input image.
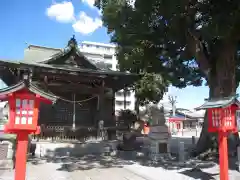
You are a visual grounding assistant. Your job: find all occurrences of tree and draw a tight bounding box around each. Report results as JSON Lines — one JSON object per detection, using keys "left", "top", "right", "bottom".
{"left": 168, "top": 95, "right": 177, "bottom": 116}
{"left": 134, "top": 72, "right": 169, "bottom": 106}
{"left": 118, "top": 109, "right": 137, "bottom": 129}
{"left": 95, "top": 0, "right": 240, "bottom": 156}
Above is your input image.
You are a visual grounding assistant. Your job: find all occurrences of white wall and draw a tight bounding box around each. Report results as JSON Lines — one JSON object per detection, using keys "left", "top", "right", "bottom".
{"left": 79, "top": 41, "right": 136, "bottom": 112}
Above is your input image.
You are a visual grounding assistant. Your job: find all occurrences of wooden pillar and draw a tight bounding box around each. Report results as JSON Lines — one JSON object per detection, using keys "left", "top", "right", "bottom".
{"left": 98, "top": 80, "right": 105, "bottom": 139}
{"left": 123, "top": 86, "right": 127, "bottom": 110}
{"left": 109, "top": 88, "right": 116, "bottom": 140}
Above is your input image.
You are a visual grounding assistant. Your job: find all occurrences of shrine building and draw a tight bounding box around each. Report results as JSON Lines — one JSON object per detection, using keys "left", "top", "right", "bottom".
{"left": 0, "top": 37, "right": 140, "bottom": 140}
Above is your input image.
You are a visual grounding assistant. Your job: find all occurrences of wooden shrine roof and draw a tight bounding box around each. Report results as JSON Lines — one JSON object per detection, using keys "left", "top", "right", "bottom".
{"left": 195, "top": 94, "right": 240, "bottom": 110}
{"left": 0, "top": 37, "right": 141, "bottom": 91}
{"left": 0, "top": 81, "right": 58, "bottom": 102}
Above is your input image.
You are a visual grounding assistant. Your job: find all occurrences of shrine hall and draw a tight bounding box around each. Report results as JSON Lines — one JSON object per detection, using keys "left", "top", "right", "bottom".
{"left": 0, "top": 37, "right": 140, "bottom": 140}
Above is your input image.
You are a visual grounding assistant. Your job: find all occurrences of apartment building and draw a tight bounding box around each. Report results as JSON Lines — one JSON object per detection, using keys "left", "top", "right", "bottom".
{"left": 79, "top": 41, "right": 135, "bottom": 113}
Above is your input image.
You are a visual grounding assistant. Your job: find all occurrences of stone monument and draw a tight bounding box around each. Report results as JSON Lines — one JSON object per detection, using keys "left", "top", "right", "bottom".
{"left": 146, "top": 105, "right": 171, "bottom": 161}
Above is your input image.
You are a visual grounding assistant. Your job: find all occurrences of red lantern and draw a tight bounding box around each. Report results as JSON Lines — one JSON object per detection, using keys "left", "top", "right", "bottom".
{"left": 208, "top": 104, "right": 238, "bottom": 133}
{"left": 2, "top": 87, "right": 55, "bottom": 134}
{"left": 196, "top": 95, "right": 240, "bottom": 180}
{"left": 5, "top": 90, "right": 40, "bottom": 133}
{"left": 0, "top": 81, "right": 57, "bottom": 180}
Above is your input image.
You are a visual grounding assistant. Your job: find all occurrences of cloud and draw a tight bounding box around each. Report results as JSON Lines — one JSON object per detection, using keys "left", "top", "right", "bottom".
{"left": 81, "top": 0, "right": 102, "bottom": 15}
{"left": 46, "top": 1, "right": 75, "bottom": 23}
{"left": 72, "top": 12, "right": 102, "bottom": 34}
{"left": 82, "top": 0, "right": 95, "bottom": 8}
{"left": 46, "top": 1, "right": 102, "bottom": 35}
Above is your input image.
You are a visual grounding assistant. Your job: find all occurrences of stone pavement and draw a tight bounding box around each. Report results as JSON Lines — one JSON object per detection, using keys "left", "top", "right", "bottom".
{"left": 0, "top": 161, "right": 149, "bottom": 180}
{"left": 1, "top": 158, "right": 240, "bottom": 180}
{"left": 125, "top": 163, "right": 240, "bottom": 180}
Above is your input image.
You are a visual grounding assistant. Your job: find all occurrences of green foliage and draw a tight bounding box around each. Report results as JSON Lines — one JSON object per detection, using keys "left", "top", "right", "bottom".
{"left": 95, "top": 0, "right": 240, "bottom": 97}
{"left": 118, "top": 109, "right": 137, "bottom": 128}
{"left": 134, "top": 72, "right": 169, "bottom": 105}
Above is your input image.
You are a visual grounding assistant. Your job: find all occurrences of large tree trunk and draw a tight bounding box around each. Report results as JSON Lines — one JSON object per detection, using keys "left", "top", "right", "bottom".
{"left": 193, "top": 43, "right": 239, "bottom": 158}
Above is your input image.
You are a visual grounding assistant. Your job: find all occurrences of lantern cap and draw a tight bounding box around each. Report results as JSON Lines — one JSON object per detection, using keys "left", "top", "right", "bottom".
{"left": 195, "top": 94, "right": 240, "bottom": 110}
{"left": 0, "top": 81, "right": 58, "bottom": 103}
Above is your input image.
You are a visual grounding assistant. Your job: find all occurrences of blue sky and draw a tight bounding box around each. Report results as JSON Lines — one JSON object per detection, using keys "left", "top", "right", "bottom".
{"left": 0, "top": 0, "right": 217, "bottom": 110}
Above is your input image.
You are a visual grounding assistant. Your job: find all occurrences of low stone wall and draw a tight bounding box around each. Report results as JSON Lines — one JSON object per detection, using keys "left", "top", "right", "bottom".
{"left": 137, "top": 136, "right": 199, "bottom": 155}
{"left": 0, "top": 141, "right": 13, "bottom": 169}
{"left": 170, "top": 136, "right": 199, "bottom": 154}
{"left": 34, "top": 140, "right": 118, "bottom": 157}
{"left": 33, "top": 135, "right": 198, "bottom": 158}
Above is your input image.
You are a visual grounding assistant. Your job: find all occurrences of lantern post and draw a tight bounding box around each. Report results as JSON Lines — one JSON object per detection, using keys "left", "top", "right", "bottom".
{"left": 196, "top": 95, "right": 240, "bottom": 180}
{"left": 0, "top": 81, "right": 57, "bottom": 180}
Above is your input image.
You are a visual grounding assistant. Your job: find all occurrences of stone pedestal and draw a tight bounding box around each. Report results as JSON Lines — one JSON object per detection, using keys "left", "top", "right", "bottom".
{"left": 147, "top": 125, "right": 170, "bottom": 161}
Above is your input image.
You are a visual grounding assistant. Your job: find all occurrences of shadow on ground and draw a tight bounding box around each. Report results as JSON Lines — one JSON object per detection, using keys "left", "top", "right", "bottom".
{"left": 28, "top": 154, "right": 134, "bottom": 172}
{"left": 26, "top": 141, "right": 219, "bottom": 180}
{"left": 180, "top": 168, "right": 218, "bottom": 180}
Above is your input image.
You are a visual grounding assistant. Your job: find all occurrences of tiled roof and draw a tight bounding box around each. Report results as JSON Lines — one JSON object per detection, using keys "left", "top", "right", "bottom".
{"left": 195, "top": 95, "right": 239, "bottom": 110}
{"left": 0, "top": 81, "right": 58, "bottom": 103}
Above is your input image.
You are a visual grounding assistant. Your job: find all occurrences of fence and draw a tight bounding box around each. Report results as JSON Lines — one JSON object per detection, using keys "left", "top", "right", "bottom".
{"left": 170, "top": 128, "right": 202, "bottom": 137}
{"left": 32, "top": 125, "right": 128, "bottom": 142}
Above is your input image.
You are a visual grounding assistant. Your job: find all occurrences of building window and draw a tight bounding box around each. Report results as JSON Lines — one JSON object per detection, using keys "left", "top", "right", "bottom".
{"left": 84, "top": 53, "right": 103, "bottom": 59}
{"left": 116, "top": 90, "right": 131, "bottom": 97}
{"left": 104, "top": 54, "right": 113, "bottom": 60}
{"left": 116, "top": 92, "right": 123, "bottom": 96}
{"left": 115, "top": 100, "right": 123, "bottom": 106}
{"left": 106, "top": 63, "right": 112, "bottom": 69}
{"left": 105, "top": 48, "right": 110, "bottom": 51}
{"left": 126, "top": 101, "right": 131, "bottom": 106}
{"left": 116, "top": 64, "right": 120, "bottom": 70}
{"left": 183, "top": 121, "right": 197, "bottom": 129}
{"left": 116, "top": 91, "right": 123, "bottom": 96}
{"left": 126, "top": 91, "right": 131, "bottom": 96}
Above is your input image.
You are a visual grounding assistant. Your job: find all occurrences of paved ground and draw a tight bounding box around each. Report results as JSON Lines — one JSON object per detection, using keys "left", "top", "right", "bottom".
{"left": 0, "top": 159, "right": 149, "bottom": 180}
{"left": 126, "top": 163, "right": 240, "bottom": 180}
{"left": 1, "top": 156, "right": 240, "bottom": 180}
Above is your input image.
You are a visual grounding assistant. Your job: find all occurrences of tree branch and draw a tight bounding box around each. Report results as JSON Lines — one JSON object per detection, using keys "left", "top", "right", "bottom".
{"left": 186, "top": 29, "right": 210, "bottom": 77}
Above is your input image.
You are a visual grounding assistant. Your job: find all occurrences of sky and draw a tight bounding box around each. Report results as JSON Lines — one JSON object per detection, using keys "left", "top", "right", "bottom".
{"left": 0, "top": 0, "right": 224, "bottom": 110}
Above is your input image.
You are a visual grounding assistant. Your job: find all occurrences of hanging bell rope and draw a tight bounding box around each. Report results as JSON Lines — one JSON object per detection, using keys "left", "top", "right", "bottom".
{"left": 72, "top": 93, "right": 76, "bottom": 131}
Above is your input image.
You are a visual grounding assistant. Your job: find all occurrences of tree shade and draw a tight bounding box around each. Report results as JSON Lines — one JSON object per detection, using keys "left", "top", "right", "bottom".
{"left": 95, "top": 0, "right": 240, "bottom": 156}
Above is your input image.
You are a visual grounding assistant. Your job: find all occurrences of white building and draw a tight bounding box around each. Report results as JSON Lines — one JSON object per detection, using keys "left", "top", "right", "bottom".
{"left": 79, "top": 41, "right": 136, "bottom": 113}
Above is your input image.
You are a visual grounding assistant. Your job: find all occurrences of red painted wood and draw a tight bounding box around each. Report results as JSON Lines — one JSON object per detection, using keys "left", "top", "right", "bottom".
{"left": 208, "top": 104, "right": 238, "bottom": 133}
{"left": 14, "top": 132, "right": 29, "bottom": 180}
{"left": 3, "top": 86, "right": 54, "bottom": 180}
{"left": 218, "top": 132, "right": 229, "bottom": 180}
